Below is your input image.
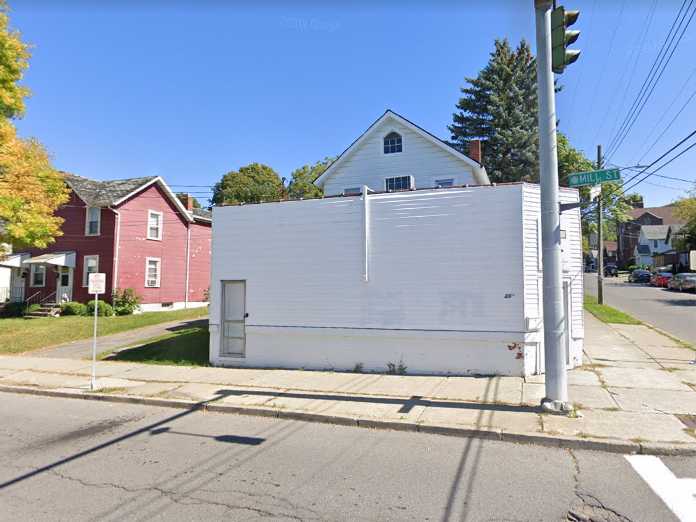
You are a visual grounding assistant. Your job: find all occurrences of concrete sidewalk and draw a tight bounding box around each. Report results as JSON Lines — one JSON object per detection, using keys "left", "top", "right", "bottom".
{"left": 2, "top": 312, "right": 696, "bottom": 454}
{"left": 29, "top": 317, "right": 207, "bottom": 359}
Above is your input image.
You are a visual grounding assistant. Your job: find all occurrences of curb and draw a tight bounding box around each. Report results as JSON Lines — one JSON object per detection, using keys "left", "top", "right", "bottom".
{"left": 2, "top": 384, "right": 695, "bottom": 456}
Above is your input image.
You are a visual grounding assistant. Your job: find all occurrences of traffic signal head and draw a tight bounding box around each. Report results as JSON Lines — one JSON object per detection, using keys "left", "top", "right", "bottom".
{"left": 551, "top": 6, "right": 581, "bottom": 74}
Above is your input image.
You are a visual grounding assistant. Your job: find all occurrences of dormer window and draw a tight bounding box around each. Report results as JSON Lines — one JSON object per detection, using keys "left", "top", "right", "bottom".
{"left": 383, "top": 132, "right": 402, "bottom": 154}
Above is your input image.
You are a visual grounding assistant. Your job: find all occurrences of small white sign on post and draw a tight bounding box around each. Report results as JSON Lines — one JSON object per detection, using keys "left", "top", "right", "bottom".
{"left": 691, "top": 250, "right": 696, "bottom": 271}
{"left": 88, "top": 273, "right": 106, "bottom": 390}
{"left": 589, "top": 184, "right": 601, "bottom": 201}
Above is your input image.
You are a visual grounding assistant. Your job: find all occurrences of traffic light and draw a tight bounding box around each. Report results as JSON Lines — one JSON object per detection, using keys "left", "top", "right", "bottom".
{"left": 551, "top": 6, "right": 580, "bottom": 74}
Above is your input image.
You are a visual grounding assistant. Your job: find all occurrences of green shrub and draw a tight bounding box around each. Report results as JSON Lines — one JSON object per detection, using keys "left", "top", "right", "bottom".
{"left": 87, "top": 299, "right": 114, "bottom": 317}
{"left": 112, "top": 288, "right": 141, "bottom": 316}
{"left": 25, "top": 303, "right": 40, "bottom": 314}
{"left": 60, "top": 301, "right": 87, "bottom": 316}
{"left": 1, "top": 302, "right": 26, "bottom": 317}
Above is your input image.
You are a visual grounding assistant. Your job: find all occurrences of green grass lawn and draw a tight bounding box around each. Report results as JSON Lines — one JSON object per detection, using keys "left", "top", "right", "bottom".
{"left": 0, "top": 307, "right": 208, "bottom": 355}
{"left": 103, "top": 324, "right": 209, "bottom": 366}
{"left": 583, "top": 295, "right": 641, "bottom": 325}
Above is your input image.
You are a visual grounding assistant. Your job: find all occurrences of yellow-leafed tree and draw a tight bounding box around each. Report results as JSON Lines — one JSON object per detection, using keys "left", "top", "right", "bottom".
{"left": 0, "top": 1, "right": 69, "bottom": 251}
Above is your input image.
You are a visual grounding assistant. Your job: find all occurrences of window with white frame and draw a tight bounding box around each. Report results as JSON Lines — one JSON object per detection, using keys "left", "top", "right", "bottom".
{"left": 85, "top": 207, "right": 101, "bottom": 236}
{"left": 30, "top": 264, "right": 46, "bottom": 287}
{"left": 343, "top": 187, "right": 362, "bottom": 196}
{"left": 147, "top": 210, "right": 163, "bottom": 240}
{"left": 383, "top": 132, "right": 402, "bottom": 154}
{"left": 434, "top": 178, "right": 454, "bottom": 188}
{"left": 82, "top": 255, "right": 99, "bottom": 287}
{"left": 145, "top": 258, "right": 161, "bottom": 288}
{"left": 385, "top": 175, "right": 414, "bottom": 192}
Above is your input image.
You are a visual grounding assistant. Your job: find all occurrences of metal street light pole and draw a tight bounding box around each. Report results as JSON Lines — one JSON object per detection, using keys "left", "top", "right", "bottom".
{"left": 534, "top": 0, "right": 569, "bottom": 411}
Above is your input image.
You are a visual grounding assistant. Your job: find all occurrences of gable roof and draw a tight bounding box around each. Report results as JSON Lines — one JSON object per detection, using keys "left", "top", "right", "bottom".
{"left": 64, "top": 173, "right": 208, "bottom": 223}
{"left": 630, "top": 205, "right": 684, "bottom": 225}
{"left": 641, "top": 224, "right": 670, "bottom": 240}
{"left": 313, "top": 109, "right": 490, "bottom": 188}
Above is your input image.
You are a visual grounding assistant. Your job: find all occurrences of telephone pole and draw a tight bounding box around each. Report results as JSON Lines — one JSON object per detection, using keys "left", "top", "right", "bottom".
{"left": 534, "top": 0, "right": 569, "bottom": 412}
{"left": 596, "top": 145, "right": 604, "bottom": 305}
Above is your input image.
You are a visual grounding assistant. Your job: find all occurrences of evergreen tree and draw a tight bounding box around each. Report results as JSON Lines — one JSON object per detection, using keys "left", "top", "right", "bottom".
{"left": 449, "top": 39, "right": 538, "bottom": 183}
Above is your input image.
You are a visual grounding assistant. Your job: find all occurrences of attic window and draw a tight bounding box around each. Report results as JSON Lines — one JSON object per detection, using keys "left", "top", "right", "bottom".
{"left": 383, "top": 132, "right": 402, "bottom": 154}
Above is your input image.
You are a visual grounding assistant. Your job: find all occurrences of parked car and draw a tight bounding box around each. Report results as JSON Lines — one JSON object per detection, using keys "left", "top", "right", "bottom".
{"left": 668, "top": 273, "right": 696, "bottom": 292}
{"left": 629, "top": 269, "right": 652, "bottom": 283}
{"left": 653, "top": 272, "right": 673, "bottom": 288}
{"left": 604, "top": 264, "right": 618, "bottom": 277}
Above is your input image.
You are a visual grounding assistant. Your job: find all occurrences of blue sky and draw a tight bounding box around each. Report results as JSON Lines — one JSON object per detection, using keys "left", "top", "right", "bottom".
{"left": 10, "top": 0, "right": 696, "bottom": 207}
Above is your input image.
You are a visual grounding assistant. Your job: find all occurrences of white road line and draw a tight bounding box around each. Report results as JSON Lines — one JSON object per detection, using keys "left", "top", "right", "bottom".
{"left": 626, "top": 455, "right": 696, "bottom": 522}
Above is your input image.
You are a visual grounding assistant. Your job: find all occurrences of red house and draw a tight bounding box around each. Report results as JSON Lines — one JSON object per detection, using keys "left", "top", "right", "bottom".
{"left": 2, "top": 174, "right": 211, "bottom": 312}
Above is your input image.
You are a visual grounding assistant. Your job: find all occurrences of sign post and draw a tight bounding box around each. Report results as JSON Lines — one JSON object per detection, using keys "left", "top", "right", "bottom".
{"left": 88, "top": 273, "right": 106, "bottom": 391}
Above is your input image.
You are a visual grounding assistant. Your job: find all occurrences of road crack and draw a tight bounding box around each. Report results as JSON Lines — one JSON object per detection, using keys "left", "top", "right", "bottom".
{"left": 566, "top": 449, "right": 632, "bottom": 522}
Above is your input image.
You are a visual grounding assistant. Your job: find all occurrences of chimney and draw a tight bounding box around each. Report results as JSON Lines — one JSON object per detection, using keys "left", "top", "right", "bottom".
{"left": 468, "top": 140, "right": 482, "bottom": 164}
{"left": 180, "top": 193, "right": 194, "bottom": 211}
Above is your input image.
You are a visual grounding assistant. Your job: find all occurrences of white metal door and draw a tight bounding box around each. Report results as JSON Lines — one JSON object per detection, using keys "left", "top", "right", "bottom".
{"left": 10, "top": 268, "right": 25, "bottom": 302}
{"left": 221, "top": 280, "right": 246, "bottom": 357}
{"left": 56, "top": 267, "right": 73, "bottom": 302}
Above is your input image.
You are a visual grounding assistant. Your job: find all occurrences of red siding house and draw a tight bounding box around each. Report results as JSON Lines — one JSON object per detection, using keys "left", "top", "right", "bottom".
{"left": 1, "top": 174, "right": 211, "bottom": 312}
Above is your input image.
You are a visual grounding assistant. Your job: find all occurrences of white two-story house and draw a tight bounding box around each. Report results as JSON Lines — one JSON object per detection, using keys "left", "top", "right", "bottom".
{"left": 634, "top": 225, "right": 674, "bottom": 267}
{"left": 313, "top": 110, "right": 490, "bottom": 195}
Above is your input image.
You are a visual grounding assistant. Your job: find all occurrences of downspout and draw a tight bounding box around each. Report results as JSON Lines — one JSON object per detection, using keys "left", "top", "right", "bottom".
{"left": 184, "top": 223, "right": 191, "bottom": 308}
{"left": 109, "top": 207, "right": 121, "bottom": 295}
{"left": 362, "top": 185, "right": 371, "bottom": 282}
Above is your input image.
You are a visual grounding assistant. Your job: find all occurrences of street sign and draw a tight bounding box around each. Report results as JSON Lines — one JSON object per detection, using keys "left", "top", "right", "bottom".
{"left": 88, "top": 273, "right": 106, "bottom": 295}
{"left": 567, "top": 168, "right": 620, "bottom": 187}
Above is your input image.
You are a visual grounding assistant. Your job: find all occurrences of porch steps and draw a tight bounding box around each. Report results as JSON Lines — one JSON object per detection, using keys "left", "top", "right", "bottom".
{"left": 26, "top": 303, "right": 60, "bottom": 318}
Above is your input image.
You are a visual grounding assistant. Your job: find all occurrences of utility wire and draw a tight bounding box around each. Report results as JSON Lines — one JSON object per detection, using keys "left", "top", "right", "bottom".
{"left": 605, "top": 0, "right": 694, "bottom": 160}
{"left": 582, "top": 127, "right": 696, "bottom": 218}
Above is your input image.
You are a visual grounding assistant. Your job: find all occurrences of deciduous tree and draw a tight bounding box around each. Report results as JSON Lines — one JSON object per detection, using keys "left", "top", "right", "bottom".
{"left": 286, "top": 158, "right": 332, "bottom": 200}
{"left": 0, "top": 122, "right": 69, "bottom": 249}
{"left": 211, "top": 163, "right": 286, "bottom": 205}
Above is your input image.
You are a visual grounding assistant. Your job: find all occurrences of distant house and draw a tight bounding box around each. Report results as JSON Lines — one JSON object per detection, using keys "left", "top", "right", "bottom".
{"left": 633, "top": 224, "right": 685, "bottom": 268}
{"left": 313, "top": 109, "right": 490, "bottom": 196}
{"left": 0, "top": 174, "right": 211, "bottom": 312}
{"left": 617, "top": 205, "right": 686, "bottom": 267}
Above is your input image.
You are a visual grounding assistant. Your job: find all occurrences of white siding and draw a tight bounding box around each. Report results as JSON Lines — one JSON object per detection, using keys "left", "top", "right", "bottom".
{"left": 521, "top": 185, "right": 584, "bottom": 372}
{"left": 209, "top": 183, "right": 583, "bottom": 376}
{"left": 322, "top": 118, "right": 478, "bottom": 196}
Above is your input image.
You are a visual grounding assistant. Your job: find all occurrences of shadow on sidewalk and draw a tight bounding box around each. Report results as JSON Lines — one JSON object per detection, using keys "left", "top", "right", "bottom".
{"left": 214, "top": 388, "right": 539, "bottom": 415}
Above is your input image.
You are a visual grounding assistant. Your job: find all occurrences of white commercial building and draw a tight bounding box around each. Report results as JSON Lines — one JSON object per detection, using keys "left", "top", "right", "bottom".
{"left": 209, "top": 183, "right": 583, "bottom": 376}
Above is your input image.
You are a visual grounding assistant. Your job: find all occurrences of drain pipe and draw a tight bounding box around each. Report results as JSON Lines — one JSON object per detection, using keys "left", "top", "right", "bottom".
{"left": 184, "top": 224, "right": 191, "bottom": 308}
{"left": 109, "top": 207, "right": 121, "bottom": 295}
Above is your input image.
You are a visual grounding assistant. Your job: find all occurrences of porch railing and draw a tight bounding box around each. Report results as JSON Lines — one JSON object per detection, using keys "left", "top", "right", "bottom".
{"left": 40, "top": 291, "right": 57, "bottom": 305}
{"left": 24, "top": 291, "right": 41, "bottom": 307}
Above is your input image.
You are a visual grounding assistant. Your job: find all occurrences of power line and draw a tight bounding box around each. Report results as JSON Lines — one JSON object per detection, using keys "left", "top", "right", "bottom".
{"left": 605, "top": 0, "right": 695, "bottom": 160}
{"left": 582, "top": 127, "right": 696, "bottom": 218}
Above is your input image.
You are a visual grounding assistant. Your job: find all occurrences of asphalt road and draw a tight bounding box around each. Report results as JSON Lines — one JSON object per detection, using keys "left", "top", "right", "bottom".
{"left": 1, "top": 393, "right": 694, "bottom": 521}
{"left": 585, "top": 274, "right": 696, "bottom": 347}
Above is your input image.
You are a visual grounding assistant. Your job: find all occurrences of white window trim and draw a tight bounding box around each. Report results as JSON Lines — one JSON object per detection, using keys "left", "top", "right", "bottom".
{"left": 84, "top": 206, "right": 101, "bottom": 236}
{"left": 384, "top": 175, "right": 415, "bottom": 192}
{"left": 381, "top": 129, "right": 405, "bottom": 156}
{"left": 30, "top": 264, "right": 46, "bottom": 288}
{"left": 145, "top": 257, "right": 161, "bottom": 288}
{"left": 147, "top": 210, "right": 163, "bottom": 241}
{"left": 82, "top": 255, "right": 99, "bottom": 287}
